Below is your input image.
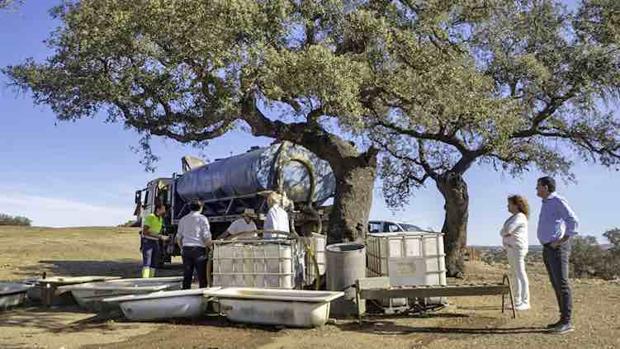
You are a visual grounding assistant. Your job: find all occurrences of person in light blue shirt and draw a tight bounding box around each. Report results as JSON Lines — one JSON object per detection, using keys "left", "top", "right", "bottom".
{"left": 536, "top": 176, "right": 579, "bottom": 335}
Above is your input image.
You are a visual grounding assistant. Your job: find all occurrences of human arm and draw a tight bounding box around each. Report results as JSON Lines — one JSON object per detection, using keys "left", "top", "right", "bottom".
{"left": 558, "top": 197, "right": 579, "bottom": 237}
{"left": 263, "top": 209, "right": 275, "bottom": 231}
{"left": 505, "top": 214, "right": 526, "bottom": 237}
{"left": 549, "top": 198, "right": 579, "bottom": 248}
{"left": 175, "top": 227, "right": 183, "bottom": 248}
{"left": 201, "top": 217, "right": 213, "bottom": 247}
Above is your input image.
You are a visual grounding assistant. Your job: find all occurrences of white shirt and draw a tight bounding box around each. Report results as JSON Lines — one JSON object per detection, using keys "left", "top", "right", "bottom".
{"left": 176, "top": 211, "right": 211, "bottom": 247}
{"left": 500, "top": 212, "right": 528, "bottom": 251}
{"left": 226, "top": 218, "right": 257, "bottom": 236}
{"left": 263, "top": 204, "right": 289, "bottom": 238}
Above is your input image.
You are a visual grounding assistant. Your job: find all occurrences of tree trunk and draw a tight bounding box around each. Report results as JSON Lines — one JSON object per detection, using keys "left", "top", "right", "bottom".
{"left": 436, "top": 171, "right": 469, "bottom": 277}
{"left": 241, "top": 103, "right": 378, "bottom": 245}
{"left": 327, "top": 153, "right": 377, "bottom": 244}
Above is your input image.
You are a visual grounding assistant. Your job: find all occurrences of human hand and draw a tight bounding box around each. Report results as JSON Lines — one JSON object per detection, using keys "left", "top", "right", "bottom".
{"left": 160, "top": 235, "right": 170, "bottom": 242}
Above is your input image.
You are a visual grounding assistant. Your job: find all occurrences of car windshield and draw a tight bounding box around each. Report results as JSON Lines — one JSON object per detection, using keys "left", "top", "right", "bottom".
{"left": 368, "top": 222, "right": 383, "bottom": 233}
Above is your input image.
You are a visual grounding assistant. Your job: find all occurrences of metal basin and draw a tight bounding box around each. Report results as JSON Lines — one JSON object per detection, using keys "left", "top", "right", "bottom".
{"left": 104, "top": 288, "right": 220, "bottom": 321}
{"left": 0, "top": 282, "right": 31, "bottom": 310}
{"left": 204, "top": 287, "right": 343, "bottom": 328}
{"left": 60, "top": 277, "right": 183, "bottom": 311}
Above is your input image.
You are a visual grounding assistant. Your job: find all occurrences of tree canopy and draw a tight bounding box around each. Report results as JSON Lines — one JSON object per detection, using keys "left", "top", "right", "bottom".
{"left": 365, "top": 0, "right": 619, "bottom": 274}
{"left": 376, "top": 0, "right": 619, "bottom": 202}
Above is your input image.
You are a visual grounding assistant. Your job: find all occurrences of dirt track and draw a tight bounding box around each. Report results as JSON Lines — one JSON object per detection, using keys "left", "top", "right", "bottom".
{"left": 1, "top": 226, "right": 619, "bottom": 349}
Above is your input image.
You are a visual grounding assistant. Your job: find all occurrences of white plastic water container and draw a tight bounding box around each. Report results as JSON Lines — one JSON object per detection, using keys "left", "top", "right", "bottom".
{"left": 212, "top": 240, "right": 295, "bottom": 289}
{"left": 366, "top": 231, "right": 447, "bottom": 306}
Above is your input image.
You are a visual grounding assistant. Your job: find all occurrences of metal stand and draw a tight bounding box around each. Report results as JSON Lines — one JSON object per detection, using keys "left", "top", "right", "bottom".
{"left": 355, "top": 273, "right": 517, "bottom": 324}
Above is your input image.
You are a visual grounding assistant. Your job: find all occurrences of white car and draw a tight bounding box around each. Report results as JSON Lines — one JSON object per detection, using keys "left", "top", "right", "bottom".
{"left": 368, "top": 220, "right": 426, "bottom": 234}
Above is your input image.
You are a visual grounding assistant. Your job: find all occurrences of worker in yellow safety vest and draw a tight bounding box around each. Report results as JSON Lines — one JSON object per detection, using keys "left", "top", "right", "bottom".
{"left": 141, "top": 203, "right": 169, "bottom": 277}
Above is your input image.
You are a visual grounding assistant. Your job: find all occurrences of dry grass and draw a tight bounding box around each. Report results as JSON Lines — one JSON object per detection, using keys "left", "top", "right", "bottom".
{"left": 0, "top": 226, "right": 618, "bottom": 349}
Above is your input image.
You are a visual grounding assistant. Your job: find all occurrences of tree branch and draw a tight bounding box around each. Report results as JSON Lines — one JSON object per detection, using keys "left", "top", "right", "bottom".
{"left": 375, "top": 119, "right": 472, "bottom": 155}
{"left": 512, "top": 90, "right": 577, "bottom": 138}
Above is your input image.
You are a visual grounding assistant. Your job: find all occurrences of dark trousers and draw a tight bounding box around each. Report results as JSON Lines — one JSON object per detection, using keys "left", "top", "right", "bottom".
{"left": 543, "top": 241, "right": 573, "bottom": 323}
{"left": 141, "top": 238, "right": 161, "bottom": 268}
{"left": 182, "top": 246, "right": 208, "bottom": 289}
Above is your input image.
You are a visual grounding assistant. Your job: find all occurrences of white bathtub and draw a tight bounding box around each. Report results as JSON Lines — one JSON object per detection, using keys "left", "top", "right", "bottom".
{"left": 0, "top": 283, "right": 31, "bottom": 310}
{"left": 26, "top": 276, "right": 121, "bottom": 303}
{"left": 60, "top": 277, "right": 183, "bottom": 311}
{"left": 203, "top": 288, "right": 343, "bottom": 328}
{"left": 104, "top": 288, "right": 221, "bottom": 321}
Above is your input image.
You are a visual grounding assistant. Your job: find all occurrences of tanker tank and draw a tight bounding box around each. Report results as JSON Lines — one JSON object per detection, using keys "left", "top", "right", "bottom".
{"left": 175, "top": 143, "right": 335, "bottom": 205}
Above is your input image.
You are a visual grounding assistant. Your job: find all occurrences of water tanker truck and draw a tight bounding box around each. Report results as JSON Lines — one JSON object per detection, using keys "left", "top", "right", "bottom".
{"left": 134, "top": 142, "right": 336, "bottom": 265}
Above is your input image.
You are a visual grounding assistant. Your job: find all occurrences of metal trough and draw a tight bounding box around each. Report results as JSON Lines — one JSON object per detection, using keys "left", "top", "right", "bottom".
{"left": 60, "top": 277, "right": 182, "bottom": 311}
{"left": 103, "top": 288, "right": 221, "bottom": 321}
{"left": 204, "top": 287, "right": 343, "bottom": 328}
{"left": 26, "top": 276, "right": 121, "bottom": 306}
{"left": 0, "top": 282, "right": 31, "bottom": 310}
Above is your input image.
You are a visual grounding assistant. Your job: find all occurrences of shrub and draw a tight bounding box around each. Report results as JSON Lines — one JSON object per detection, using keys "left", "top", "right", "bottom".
{"left": 0, "top": 213, "right": 32, "bottom": 226}
{"left": 570, "top": 236, "right": 606, "bottom": 278}
{"left": 570, "top": 230, "right": 620, "bottom": 280}
{"left": 117, "top": 220, "right": 139, "bottom": 227}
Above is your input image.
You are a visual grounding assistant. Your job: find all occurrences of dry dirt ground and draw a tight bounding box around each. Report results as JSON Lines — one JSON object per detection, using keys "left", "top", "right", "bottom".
{"left": 0, "top": 226, "right": 618, "bottom": 349}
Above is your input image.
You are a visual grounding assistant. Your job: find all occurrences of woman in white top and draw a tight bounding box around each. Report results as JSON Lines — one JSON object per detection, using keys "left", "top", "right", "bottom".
{"left": 500, "top": 195, "right": 530, "bottom": 310}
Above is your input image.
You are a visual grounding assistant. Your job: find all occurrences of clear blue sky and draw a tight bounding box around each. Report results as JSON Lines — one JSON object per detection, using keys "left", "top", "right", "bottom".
{"left": 1, "top": 1, "right": 618, "bottom": 245}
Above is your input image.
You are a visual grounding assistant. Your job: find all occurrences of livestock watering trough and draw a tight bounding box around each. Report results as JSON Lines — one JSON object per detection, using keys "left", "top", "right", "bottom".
{"left": 0, "top": 282, "right": 31, "bottom": 309}
{"left": 59, "top": 277, "right": 183, "bottom": 311}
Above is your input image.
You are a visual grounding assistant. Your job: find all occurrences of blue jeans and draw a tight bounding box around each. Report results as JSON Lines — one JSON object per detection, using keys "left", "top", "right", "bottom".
{"left": 142, "top": 238, "right": 161, "bottom": 268}
{"left": 182, "top": 246, "right": 208, "bottom": 289}
{"left": 543, "top": 240, "right": 572, "bottom": 323}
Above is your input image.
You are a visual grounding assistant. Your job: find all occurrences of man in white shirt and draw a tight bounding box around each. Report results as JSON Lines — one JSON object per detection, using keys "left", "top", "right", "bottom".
{"left": 176, "top": 200, "right": 211, "bottom": 289}
{"left": 220, "top": 208, "right": 258, "bottom": 239}
{"left": 262, "top": 191, "right": 290, "bottom": 239}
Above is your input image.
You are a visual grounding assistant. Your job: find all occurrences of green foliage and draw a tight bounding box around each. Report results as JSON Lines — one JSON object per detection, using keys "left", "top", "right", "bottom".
{"left": 117, "top": 220, "right": 138, "bottom": 228}
{"left": 0, "top": 213, "right": 31, "bottom": 226}
{"left": 0, "top": 0, "right": 20, "bottom": 9}
{"left": 371, "top": 0, "right": 620, "bottom": 207}
{"left": 570, "top": 231, "right": 620, "bottom": 280}
{"left": 570, "top": 235, "right": 606, "bottom": 278}
{"left": 603, "top": 228, "right": 620, "bottom": 256}
{"left": 3, "top": 0, "right": 377, "bottom": 152}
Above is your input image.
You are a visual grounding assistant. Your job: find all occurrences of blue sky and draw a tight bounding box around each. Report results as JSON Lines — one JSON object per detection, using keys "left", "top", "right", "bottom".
{"left": 0, "top": 1, "right": 618, "bottom": 245}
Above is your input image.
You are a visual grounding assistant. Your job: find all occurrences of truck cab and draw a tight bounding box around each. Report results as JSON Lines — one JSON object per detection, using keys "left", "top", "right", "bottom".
{"left": 134, "top": 178, "right": 173, "bottom": 224}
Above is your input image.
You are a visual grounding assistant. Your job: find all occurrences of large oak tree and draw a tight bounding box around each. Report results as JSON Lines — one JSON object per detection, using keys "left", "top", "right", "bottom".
{"left": 6, "top": 0, "right": 484, "bottom": 244}
{"left": 368, "top": 0, "right": 619, "bottom": 275}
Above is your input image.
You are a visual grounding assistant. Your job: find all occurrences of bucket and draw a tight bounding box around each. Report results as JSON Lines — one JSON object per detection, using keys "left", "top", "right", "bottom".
{"left": 326, "top": 242, "right": 366, "bottom": 316}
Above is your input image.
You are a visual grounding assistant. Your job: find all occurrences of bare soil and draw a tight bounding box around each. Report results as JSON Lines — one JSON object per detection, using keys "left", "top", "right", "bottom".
{"left": 1, "top": 226, "right": 618, "bottom": 349}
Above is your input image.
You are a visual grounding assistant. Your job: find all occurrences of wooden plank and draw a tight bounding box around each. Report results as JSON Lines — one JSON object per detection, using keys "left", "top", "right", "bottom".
{"left": 357, "top": 277, "right": 391, "bottom": 290}
{"left": 359, "top": 285, "right": 510, "bottom": 299}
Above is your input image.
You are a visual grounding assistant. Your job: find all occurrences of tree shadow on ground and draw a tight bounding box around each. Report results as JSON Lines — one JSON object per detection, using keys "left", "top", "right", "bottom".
{"left": 141, "top": 314, "right": 284, "bottom": 333}
{"left": 456, "top": 305, "right": 507, "bottom": 311}
{"left": 14, "top": 260, "right": 183, "bottom": 279}
{"left": 336, "top": 319, "right": 549, "bottom": 335}
{"left": 0, "top": 306, "right": 140, "bottom": 333}
{"left": 357, "top": 312, "right": 470, "bottom": 321}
